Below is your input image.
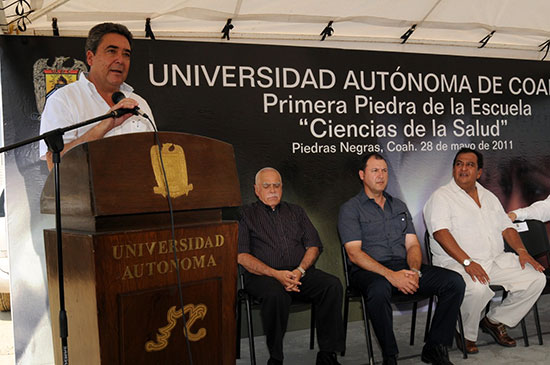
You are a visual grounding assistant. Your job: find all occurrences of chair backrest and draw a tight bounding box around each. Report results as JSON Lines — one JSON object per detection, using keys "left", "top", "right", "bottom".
{"left": 340, "top": 243, "right": 353, "bottom": 288}
{"left": 424, "top": 230, "right": 434, "bottom": 266}
{"left": 517, "top": 220, "right": 550, "bottom": 258}
{"left": 238, "top": 264, "right": 248, "bottom": 292}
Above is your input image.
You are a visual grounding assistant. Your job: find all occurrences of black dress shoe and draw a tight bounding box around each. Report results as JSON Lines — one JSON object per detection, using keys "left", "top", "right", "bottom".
{"left": 421, "top": 344, "right": 453, "bottom": 365}
{"left": 382, "top": 355, "right": 397, "bottom": 365}
{"left": 316, "top": 351, "right": 341, "bottom": 365}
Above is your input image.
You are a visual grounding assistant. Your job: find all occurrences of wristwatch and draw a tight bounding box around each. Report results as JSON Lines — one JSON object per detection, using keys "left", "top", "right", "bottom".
{"left": 411, "top": 268, "right": 422, "bottom": 278}
{"left": 296, "top": 266, "right": 306, "bottom": 278}
{"left": 462, "top": 259, "right": 472, "bottom": 267}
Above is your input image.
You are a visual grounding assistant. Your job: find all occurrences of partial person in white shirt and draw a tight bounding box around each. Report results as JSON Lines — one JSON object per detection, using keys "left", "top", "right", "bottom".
{"left": 39, "top": 22, "right": 156, "bottom": 170}
{"left": 424, "top": 148, "right": 545, "bottom": 355}
{"left": 508, "top": 194, "right": 550, "bottom": 222}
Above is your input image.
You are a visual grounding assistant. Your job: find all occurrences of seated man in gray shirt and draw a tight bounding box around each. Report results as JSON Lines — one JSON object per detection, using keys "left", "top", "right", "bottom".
{"left": 338, "top": 153, "right": 465, "bottom": 365}
{"left": 238, "top": 167, "right": 345, "bottom": 365}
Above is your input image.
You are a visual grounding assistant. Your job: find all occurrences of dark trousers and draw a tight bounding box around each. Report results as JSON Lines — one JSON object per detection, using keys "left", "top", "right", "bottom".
{"left": 350, "top": 261, "right": 465, "bottom": 357}
{"left": 245, "top": 267, "right": 346, "bottom": 361}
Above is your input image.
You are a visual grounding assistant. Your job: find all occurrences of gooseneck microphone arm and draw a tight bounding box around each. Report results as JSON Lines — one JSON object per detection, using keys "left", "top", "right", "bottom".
{"left": 0, "top": 108, "right": 125, "bottom": 155}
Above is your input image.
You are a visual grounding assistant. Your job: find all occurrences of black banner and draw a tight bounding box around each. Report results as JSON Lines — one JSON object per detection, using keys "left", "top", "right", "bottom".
{"left": 2, "top": 34, "right": 550, "bottom": 358}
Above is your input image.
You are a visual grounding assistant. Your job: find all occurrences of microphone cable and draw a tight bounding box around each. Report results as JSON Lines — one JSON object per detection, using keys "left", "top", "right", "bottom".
{"left": 112, "top": 91, "right": 193, "bottom": 364}
{"left": 140, "top": 111, "right": 195, "bottom": 365}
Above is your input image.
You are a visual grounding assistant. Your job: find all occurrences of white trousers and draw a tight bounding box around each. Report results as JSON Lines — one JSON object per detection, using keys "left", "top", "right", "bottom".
{"left": 442, "top": 253, "right": 546, "bottom": 342}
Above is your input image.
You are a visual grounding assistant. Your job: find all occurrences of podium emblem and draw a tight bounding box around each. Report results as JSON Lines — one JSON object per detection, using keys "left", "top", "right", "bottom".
{"left": 150, "top": 143, "right": 194, "bottom": 198}
{"left": 145, "top": 304, "right": 208, "bottom": 352}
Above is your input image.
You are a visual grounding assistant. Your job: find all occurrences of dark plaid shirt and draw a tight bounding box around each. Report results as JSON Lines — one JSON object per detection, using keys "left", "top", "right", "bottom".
{"left": 238, "top": 201, "right": 323, "bottom": 269}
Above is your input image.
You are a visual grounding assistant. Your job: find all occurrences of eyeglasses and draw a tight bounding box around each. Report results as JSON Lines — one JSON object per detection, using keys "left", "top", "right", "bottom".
{"left": 261, "top": 182, "right": 281, "bottom": 189}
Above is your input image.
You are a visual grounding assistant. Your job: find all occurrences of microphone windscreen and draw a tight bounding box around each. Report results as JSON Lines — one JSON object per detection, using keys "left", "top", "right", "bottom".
{"left": 111, "top": 91, "right": 125, "bottom": 104}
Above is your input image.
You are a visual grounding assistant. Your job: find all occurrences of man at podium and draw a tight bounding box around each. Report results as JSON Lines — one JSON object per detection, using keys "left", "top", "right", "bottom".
{"left": 39, "top": 22, "right": 156, "bottom": 170}
{"left": 238, "top": 167, "right": 345, "bottom": 365}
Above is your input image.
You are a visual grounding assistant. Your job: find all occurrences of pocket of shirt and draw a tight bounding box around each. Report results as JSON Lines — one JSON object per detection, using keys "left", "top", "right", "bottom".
{"left": 360, "top": 218, "right": 385, "bottom": 241}
{"left": 390, "top": 212, "right": 408, "bottom": 238}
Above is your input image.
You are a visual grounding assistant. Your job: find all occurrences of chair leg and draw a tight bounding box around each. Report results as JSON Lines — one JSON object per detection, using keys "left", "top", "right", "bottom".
{"left": 236, "top": 295, "right": 242, "bottom": 359}
{"left": 410, "top": 301, "right": 418, "bottom": 345}
{"left": 245, "top": 295, "right": 256, "bottom": 365}
{"left": 424, "top": 297, "right": 434, "bottom": 343}
{"left": 533, "top": 302, "right": 543, "bottom": 345}
{"left": 310, "top": 303, "right": 316, "bottom": 350}
{"left": 520, "top": 318, "right": 529, "bottom": 347}
{"left": 499, "top": 290, "right": 530, "bottom": 347}
{"left": 341, "top": 294, "right": 350, "bottom": 357}
{"left": 457, "top": 312, "right": 468, "bottom": 359}
{"left": 361, "top": 295, "right": 375, "bottom": 365}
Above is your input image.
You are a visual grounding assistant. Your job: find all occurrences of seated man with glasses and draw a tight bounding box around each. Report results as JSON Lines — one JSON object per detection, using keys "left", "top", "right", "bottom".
{"left": 338, "top": 152, "right": 465, "bottom": 365}
{"left": 238, "top": 167, "right": 345, "bottom": 365}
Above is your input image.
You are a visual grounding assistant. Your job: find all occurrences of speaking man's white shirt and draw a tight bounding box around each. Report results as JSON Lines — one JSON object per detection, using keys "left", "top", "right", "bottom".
{"left": 39, "top": 72, "right": 155, "bottom": 159}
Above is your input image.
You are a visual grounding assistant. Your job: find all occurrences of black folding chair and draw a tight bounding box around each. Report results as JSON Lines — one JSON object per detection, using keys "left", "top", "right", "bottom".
{"left": 423, "top": 231, "right": 468, "bottom": 359}
{"left": 425, "top": 229, "right": 530, "bottom": 351}
{"left": 483, "top": 283, "right": 530, "bottom": 347}
{"left": 340, "top": 244, "right": 434, "bottom": 364}
{"left": 235, "top": 266, "right": 316, "bottom": 364}
{"left": 513, "top": 219, "right": 550, "bottom": 345}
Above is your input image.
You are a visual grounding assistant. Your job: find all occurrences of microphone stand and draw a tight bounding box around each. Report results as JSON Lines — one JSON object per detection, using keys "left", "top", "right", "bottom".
{"left": 0, "top": 110, "right": 125, "bottom": 365}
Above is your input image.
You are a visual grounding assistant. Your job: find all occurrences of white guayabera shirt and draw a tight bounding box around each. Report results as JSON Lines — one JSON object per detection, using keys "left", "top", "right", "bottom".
{"left": 39, "top": 72, "right": 156, "bottom": 159}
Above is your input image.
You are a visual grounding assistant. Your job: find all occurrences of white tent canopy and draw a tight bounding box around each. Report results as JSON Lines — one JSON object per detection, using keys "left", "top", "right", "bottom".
{"left": 2, "top": 0, "right": 550, "bottom": 60}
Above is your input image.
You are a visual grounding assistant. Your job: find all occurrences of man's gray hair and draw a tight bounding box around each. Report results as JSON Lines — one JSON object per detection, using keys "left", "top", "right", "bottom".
{"left": 254, "top": 167, "right": 282, "bottom": 185}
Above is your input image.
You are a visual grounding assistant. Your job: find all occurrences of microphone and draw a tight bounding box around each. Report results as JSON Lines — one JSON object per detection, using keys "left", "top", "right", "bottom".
{"left": 111, "top": 91, "right": 148, "bottom": 118}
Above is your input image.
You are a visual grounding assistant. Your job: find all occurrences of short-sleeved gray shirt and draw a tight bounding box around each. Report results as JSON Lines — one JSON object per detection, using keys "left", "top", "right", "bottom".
{"left": 338, "top": 190, "right": 415, "bottom": 271}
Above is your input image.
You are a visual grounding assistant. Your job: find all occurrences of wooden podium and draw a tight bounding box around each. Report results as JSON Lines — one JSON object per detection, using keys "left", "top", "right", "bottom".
{"left": 40, "top": 132, "right": 241, "bottom": 364}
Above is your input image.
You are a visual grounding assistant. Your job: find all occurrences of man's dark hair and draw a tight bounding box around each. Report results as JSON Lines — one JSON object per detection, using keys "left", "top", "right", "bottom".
{"left": 85, "top": 23, "right": 133, "bottom": 54}
{"left": 453, "top": 147, "right": 484, "bottom": 169}
{"left": 359, "top": 152, "right": 387, "bottom": 171}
